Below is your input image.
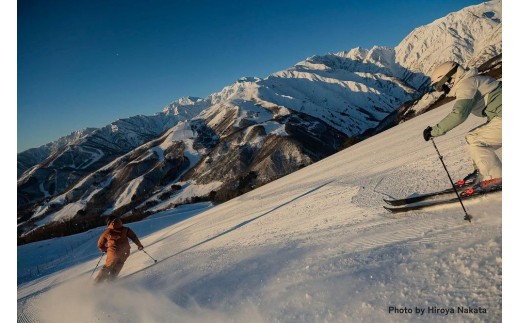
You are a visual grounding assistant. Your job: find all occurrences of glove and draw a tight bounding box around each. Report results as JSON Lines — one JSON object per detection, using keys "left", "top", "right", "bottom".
{"left": 100, "top": 247, "right": 107, "bottom": 253}
{"left": 423, "top": 126, "right": 433, "bottom": 141}
{"left": 138, "top": 246, "right": 144, "bottom": 250}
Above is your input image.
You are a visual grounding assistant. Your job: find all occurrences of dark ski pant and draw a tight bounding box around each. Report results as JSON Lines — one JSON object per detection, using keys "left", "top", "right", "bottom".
{"left": 94, "top": 250, "right": 129, "bottom": 283}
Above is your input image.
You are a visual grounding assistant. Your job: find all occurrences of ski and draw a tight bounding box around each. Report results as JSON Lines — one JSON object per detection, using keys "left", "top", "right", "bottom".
{"left": 383, "top": 186, "right": 501, "bottom": 213}
{"left": 383, "top": 181, "right": 473, "bottom": 206}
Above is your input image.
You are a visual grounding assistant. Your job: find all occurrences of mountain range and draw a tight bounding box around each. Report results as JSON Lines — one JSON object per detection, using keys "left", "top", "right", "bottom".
{"left": 17, "top": 0, "right": 502, "bottom": 242}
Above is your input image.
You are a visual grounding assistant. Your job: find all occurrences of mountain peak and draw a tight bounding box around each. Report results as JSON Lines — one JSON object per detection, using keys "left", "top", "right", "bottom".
{"left": 342, "top": 47, "right": 369, "bottom": 61}
{"left": 162, "top": 96, "right": 209, "bottom": 115}
{"left": 237, "top": 76, "right": 261, "bottom": 83}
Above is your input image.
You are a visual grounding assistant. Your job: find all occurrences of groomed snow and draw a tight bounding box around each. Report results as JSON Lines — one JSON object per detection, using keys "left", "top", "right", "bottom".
{"left": 17, "top": 102, "right": 502, "bottom": 322}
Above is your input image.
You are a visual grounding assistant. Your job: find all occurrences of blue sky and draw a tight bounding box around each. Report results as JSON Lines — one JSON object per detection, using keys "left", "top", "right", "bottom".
{"left": 18, "top": 0, "right": 486, "bottom": 152}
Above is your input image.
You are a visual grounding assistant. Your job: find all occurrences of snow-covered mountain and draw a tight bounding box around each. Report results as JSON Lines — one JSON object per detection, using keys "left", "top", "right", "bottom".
{"left": 17, "top": 101, "right": 207, "bottom": 209}
{"left": 395, "top": 0, "right": 502, "bottom": 75}
{"left": 17, "top": 128, "right": 97, "bottom": 177}
{"left": 17, "top": 0, "right": 502, "bottom": 240}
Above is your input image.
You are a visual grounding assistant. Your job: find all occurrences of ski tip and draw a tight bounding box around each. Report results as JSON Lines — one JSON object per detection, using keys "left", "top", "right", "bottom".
{"left": 383, "top": 206, "right": 396, "bottom": 213}
{"left": 383, "top": 199, "right": 395, "bottom": 205}
{"left": 383, "top": 198, "right": 411, "bottom": 206}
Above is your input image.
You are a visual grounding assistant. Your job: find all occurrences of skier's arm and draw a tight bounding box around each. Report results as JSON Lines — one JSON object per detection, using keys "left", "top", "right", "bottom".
{"left": 127, "top": 228, "right": 143, "bottom": 249}
{"left": 97, "top": 231, "right": 108, "bottom": 252}
{"left": 431, "top": 98, "right": 473, "bottom": 137}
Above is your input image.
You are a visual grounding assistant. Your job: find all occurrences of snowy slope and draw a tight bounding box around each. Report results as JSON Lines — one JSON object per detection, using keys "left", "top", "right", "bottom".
{"left": 17, "top": 101, "right": 501, "bottom": 322}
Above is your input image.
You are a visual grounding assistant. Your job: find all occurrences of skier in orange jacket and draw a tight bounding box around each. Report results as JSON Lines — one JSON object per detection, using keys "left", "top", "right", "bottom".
{"left": 95, "top": 216, "right": 143, "bottom": 283}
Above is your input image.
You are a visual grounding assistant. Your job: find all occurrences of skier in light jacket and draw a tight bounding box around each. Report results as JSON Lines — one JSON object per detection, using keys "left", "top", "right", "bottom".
{"left": 423, "top": 61, "right": 502, "bottom": 194}
{"left": 95, "top": 216, "right": 144, "bottom": 284}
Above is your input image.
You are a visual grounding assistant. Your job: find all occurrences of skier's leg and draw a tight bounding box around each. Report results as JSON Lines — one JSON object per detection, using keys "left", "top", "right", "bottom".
{"left": 108, "top": 260, "right": 125, "bottom": 279}
{"left": 94, "top": 251, "right": 118, "bottom": 283}
{"left": 94, "top": 266, "right": 111, "bottom": 284}
{"left": 107, "top": 251, "right": 129, "bottom": 280}
{"left": 466, "top": 117, "right": 502, "bottom": 180}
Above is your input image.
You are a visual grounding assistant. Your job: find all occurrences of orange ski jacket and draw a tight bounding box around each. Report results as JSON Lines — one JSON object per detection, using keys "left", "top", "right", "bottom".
{"left": 97, "top": 219, "right": 143, "bottom": 255}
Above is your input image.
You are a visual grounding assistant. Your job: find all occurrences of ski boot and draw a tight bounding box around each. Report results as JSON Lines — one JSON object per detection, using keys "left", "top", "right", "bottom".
{"left": 455, "top": 169, "right": 480, "bottom": 188}
{"left": 461, "top": 177, "right": 502, "bottom": 197}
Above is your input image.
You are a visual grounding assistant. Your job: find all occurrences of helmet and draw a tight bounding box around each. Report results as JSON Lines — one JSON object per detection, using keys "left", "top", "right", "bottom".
{"left": 430, "top": 62, "right": 459, "bottom": 92}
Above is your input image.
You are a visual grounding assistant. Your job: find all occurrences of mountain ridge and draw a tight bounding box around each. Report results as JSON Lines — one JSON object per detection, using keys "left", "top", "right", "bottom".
{"left": 17, "top": 0, "right": 502, "bottom": 241}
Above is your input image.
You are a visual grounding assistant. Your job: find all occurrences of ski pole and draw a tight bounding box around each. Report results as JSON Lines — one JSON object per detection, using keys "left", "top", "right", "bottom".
{"left": 90, "top": 252, "right": 105, "bottom": 278}
{"left": 430, "top": 138, "right": 473, "bottom": 222}
{"left": 141, "top": 249, "right": 158, "bottom": 263}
